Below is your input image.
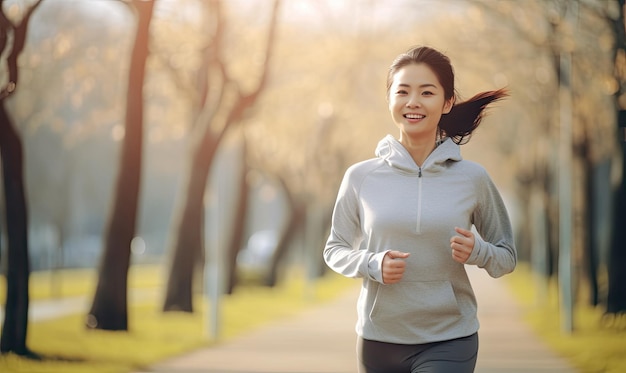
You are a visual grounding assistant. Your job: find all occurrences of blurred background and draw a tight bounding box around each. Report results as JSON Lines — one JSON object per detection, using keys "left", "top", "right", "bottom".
{"left": 0, "top": 0, "right": 624, "bottom": 370}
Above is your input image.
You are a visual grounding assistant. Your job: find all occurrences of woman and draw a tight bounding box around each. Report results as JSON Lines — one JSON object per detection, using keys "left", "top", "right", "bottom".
{"left": 323, "top": 46, "right": 516, "bottom": 373}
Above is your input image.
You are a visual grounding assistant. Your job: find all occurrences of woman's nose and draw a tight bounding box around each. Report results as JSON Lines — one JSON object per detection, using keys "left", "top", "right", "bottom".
{"left": 406, "top": 96, "right": 421, "bottom": 107}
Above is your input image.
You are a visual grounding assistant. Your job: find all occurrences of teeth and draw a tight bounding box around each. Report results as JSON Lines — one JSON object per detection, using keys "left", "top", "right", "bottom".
{"left": 405, "top": 114, "right": 425, "bottom": 119}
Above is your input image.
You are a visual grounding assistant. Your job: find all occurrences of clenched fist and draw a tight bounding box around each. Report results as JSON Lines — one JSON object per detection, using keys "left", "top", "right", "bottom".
{"left": 382, "top": 250, "right": 410, "bottom": 284}
{"left": 450, "top": 227, "right": 475, "bottom": 264}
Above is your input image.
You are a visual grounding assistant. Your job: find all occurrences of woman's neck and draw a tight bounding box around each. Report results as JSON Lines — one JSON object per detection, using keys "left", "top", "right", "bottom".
{"left": 400, "top": 134, "right": 437, "bottom": 167}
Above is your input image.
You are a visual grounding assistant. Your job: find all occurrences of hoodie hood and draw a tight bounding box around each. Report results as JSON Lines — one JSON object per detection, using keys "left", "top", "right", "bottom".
{"left": 374, "top": 134, "right": 462, "bottom": 174}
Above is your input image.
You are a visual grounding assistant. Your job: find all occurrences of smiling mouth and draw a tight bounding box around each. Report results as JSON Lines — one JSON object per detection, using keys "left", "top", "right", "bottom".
{"left": 404, "top": 114, "right": 425, "bottom": 119}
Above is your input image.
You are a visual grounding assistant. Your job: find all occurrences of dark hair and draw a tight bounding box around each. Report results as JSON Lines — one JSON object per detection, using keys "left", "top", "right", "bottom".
{"left": 387, "top": 46, "right": 508, "bottom": 145}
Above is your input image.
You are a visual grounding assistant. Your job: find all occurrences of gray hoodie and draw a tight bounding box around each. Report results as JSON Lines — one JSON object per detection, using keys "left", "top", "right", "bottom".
{"left": 323, "top": 135, "right": 516, "bottom": 344}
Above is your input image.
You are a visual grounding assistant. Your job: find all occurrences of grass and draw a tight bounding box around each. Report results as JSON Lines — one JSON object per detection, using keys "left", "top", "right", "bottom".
{"left": 0, "top": 265, "right": 358, "bottom": 373}
{"left": 506, "top": 263, "right": 626, "bottom": 373}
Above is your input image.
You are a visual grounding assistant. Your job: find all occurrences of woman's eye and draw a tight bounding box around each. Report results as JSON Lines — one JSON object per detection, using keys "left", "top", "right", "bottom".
{"left": 422, "top": 91, "right": 434, "bottom": 96}
{"left": 396, "top": 90, "right": 407, "bottom": 95}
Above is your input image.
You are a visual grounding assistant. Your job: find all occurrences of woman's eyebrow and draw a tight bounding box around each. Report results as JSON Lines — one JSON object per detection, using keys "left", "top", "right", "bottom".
{"left": 397, "top": 83, "right": 438, "bottom": 89}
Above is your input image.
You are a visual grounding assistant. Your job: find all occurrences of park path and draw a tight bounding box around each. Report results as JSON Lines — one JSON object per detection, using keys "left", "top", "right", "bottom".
{"left": 135, "top": 266, "right": 579, "bottom": 373}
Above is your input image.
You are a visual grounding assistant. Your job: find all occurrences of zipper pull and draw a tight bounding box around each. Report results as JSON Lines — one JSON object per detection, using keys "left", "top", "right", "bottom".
{"left": 418, "top": 167, "right": 422, "bottom": 177}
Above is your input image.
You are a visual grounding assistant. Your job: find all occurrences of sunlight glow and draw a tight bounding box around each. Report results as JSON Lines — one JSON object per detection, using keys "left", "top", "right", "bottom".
{"left": 112, "top": 124, "right": 125, "bottom": 142}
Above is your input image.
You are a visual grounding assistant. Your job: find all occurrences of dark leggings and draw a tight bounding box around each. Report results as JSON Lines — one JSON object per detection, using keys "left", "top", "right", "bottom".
{"left": 357, "top": 333, "right": 478, "bottom": 373}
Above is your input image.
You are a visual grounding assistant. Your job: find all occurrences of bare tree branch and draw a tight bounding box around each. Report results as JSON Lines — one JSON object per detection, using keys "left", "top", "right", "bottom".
{"left": 0, "top": 0, "right": 45, "bottom": 100}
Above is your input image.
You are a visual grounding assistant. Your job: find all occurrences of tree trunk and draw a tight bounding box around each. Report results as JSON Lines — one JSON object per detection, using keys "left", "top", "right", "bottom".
{"left": 605, "top": 0, "right": 626, "bottom": 314}
{"left": 0, "top": 0, "right": 44, "bottom": 356}
{"left": 162, "top": 133, "right": 218, "bottom": 312}
{"left": 607, "top": 110, "right": 626, "bottom": 313}
{"left": 162, "top": 0, "right": 281, "bottom": 312}
{"left": 581, "top": 142, "right": 600, "bottom": 307}
{"left": 225, "top": 138, "right": 249, "bottom": 295}
{"left": 87, "top": 0, "right": 155, "bottom": 331}
{"left": 0, "top": 104, "right": 33, "bottom": 357}
{"left": 265, "top": 178, "right": 303, "bottom": 287}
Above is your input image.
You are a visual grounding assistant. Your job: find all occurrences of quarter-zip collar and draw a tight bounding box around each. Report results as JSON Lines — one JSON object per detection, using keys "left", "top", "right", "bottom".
{"left": 375, "top": 134, "right": 462, "bottom": 234}
{"left": 374, "top": 134, "right": 462, "bottom": 174}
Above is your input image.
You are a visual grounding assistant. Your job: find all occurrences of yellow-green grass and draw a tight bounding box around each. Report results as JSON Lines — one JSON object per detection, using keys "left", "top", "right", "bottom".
{"left": 506, "top": 263, "right": 626, "bottom": 373}
{"left": 0, "top": 265, "right": 357, "bottom": 373}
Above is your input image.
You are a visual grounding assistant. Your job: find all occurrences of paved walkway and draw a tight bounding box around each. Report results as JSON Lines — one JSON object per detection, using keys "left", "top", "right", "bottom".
{"left": 469, "top": 266, "right": 577, "bottom": 373}
{"left": 136, "top": 266, "right": 579, "bottom": 373}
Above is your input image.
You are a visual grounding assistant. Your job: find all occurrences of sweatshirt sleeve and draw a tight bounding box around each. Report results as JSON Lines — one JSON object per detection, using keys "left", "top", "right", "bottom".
{"left": 466, "top": 169, "right": 517, "bottom": 278}
{"left": 323, "top": 167, "right": 385, "bottom": 283}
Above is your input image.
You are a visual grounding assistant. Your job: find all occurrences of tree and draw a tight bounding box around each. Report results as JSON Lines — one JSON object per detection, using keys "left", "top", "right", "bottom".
{"left": 567, "top": 0, "right": 626, "bottom": 314}
{"left": 261, "top": 107, "right": 341, "bottom": 286}
{"left": 223, "top": 132, "right": 249, "bottom": 294}
{"left": 487, "top": 0, "right": 624, "bottom": 314}
{"left": 603, "top": 0, "right": 626, "bottom": 314}
{"left": 472, "top": 0, "right": 620, "bottom": 315}
{"left": 0, "top": 0, "right": 44, "bottom": 357}
{"left": 86, "top": 0, "right": 155, "bottom": 331}
{"left": 162, "top": 0, "right": 280, "bottom": 312}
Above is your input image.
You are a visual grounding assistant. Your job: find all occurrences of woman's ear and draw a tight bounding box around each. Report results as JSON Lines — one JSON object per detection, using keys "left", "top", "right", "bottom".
{"left": 443, "top": 97, "right": 454, "bottom": 114}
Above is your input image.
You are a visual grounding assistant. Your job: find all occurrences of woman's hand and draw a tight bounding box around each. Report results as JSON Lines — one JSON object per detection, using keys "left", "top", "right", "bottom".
{"left": 450, "top": 227, "right": 475, "bottom": 264}
{"left": 382, "top": 251, "right": 410, "bottom": 284}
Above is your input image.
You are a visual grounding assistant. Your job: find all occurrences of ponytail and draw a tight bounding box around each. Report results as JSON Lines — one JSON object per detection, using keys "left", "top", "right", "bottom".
{"left": 439, "top": 88, "right": 509, "bottom": 145}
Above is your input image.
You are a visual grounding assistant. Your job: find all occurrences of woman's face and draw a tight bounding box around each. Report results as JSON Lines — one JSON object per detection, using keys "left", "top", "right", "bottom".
{"left": 388, "top": 63, "right": 453, "bottom": 143}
